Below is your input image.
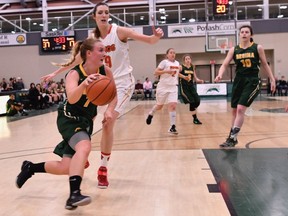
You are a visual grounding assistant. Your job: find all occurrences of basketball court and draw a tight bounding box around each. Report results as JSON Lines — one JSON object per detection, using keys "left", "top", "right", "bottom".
{"left": 1, "top": 95, "right": 288, "bottom": 216}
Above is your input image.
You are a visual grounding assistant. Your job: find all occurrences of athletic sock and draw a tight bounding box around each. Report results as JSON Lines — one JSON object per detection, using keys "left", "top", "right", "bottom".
{"left": 69, "top": 175, "right": 82, "bottom": 195}
{"left": 230, "top": 127, "right": 240, "bottom": 141}
{"left": 169, "top": 111, "right": 176, "bottom": 126}
{"left": 30, "top": 162, "right": 46, "bottom": 173}
{"left": 100, "top": 152, "right": 111, "bottom": 167}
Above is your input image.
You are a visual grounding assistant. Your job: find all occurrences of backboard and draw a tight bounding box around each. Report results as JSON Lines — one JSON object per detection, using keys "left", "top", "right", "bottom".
{"left": 205, "top": 30, "right": 238, "bottom": 54}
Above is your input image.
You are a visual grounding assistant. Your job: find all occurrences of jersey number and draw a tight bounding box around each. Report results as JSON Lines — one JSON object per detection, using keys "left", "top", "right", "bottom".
{"left": 105, "top": 55, "right": 112, "bottom": 68}
{"left": 84, "top": 98, "right": 90, "bottom": 107}
{"left": 240, "top": 59, "right": 252, "bottom": 68}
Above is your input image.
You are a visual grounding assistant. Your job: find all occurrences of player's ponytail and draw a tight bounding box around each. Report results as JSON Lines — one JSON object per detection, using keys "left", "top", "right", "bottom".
{"left": 52, "top": 40, "right": 83, "bottom": 67}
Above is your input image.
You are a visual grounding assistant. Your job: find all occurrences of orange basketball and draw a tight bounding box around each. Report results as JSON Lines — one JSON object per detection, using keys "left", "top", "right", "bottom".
{"left": 86, "top": 76, "right": 116, "bottom": 106}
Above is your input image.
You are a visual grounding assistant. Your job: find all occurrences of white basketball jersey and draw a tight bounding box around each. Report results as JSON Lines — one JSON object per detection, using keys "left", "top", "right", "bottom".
{"left": 99, "top": 24, "right": 133, "bottom": 80}
{"left": 157, "top": 59, "right": 180, "bottom": 91}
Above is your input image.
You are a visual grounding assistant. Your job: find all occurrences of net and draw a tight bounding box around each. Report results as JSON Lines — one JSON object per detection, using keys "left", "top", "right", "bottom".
{"left": 219, "top": 43, "right": 227, "bottom": 54}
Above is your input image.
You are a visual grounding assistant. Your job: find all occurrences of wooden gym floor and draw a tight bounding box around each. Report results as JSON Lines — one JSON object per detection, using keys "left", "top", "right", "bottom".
{"left": 1, "top": 95, "right": 288, "bottom": 216}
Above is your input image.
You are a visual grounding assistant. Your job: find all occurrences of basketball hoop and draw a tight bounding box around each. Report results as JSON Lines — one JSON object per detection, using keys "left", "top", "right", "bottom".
{"left": 219, "top": 43, "right": 227, "bottom": 54}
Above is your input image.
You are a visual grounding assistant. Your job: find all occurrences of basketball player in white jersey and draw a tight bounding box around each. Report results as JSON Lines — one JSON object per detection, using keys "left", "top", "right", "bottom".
{"left": 41, "top": 2, "right": 164, "bottom": 188}
{"left": 146, "top": 48, "right": 188, "bottom": 134}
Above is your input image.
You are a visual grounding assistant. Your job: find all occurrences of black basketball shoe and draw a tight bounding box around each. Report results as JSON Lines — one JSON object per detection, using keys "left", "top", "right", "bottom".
{"left": 146, "top": 114, "right": 153, "bottom": 125}
{"left": 219, "top": 138, "right": 238, "bottom": 148}
{"left": 16, "top": 160, "right": 34, "bottom": 188}
{"left": 65, "top": 192, "right": 91, "bottom": 210}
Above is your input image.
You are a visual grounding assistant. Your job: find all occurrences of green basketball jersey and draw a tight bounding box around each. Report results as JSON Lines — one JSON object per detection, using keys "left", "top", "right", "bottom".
{"left": 59, "top": 64, "right": 106, "bottom": 120}
{"left": 233, "top": 42, "right": 260, "bottom": 76}
{"left": 180, "top": 64, "right": 195, "bottom": 85}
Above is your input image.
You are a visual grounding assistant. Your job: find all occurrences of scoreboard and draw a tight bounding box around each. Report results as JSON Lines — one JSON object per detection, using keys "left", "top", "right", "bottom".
{"left": 40, "top": 30, "right": 75, "bottom": 54}
{"left": 213, "top": 0, "right": 230, "bottom": 15}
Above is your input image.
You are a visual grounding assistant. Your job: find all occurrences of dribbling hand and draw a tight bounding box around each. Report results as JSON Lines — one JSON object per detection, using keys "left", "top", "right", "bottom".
{"left": 85, "top": 74, "right": 104, "bottom": 86}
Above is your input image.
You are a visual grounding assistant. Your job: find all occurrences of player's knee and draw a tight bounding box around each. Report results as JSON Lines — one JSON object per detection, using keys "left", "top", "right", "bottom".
{"left": 169, "top": 103, "right": 177, "bottom": 110}
{"left": 75, "top": 141, "right": 91, "bottom": 156}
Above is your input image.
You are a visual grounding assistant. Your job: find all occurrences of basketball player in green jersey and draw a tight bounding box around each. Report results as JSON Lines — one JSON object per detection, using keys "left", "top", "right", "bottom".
{"left": 16, "top": 38, "right": 117, "bottom": 210}
{"left": 215, "top": 25, "right": 276, "bottom": 147}
{"left": 179, "top": 54, "right": 204, "bottom": 124}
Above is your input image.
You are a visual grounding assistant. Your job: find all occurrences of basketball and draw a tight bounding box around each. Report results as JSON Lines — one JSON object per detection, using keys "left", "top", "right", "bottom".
{"left": 86, "top": 76, "right": 116, "bottom": 106}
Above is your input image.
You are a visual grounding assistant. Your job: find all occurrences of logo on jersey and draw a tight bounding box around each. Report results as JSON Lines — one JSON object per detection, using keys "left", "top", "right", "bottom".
{"left": 235, "top": 52, "right": 255, "bottom": 60}
{"left": 170, "top": 66, "right": 179, "bottom": 77}
{"left": 104, "top": 44, "right": 116, "bottom": 68}
{"left": 74, "top": 127, "right": 82, "bottom": 132}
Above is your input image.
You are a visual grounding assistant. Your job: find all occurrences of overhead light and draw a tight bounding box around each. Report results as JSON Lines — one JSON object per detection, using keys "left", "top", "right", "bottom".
{"left": 258, "top": 8, "right": 262, "bottom": 11}
{"left": 280, "top": 5, "right": 287, "bottom": 9}
{"left": 159, "top": 8, "right": 166, "bottom": 14}
{"left": 277, "top": 14, "right": 284, "bottom": 18}
{"left": 238, "top": 10, "right": 243, "bottom": 13}
{"left": 25, "top": 17, "right": 31, "bottom": 21}
{"left": 182, "top": 17, "right": 186, "bottom": 21}
{"left": 189, "top": 18, "right": 196, "bottom": 22}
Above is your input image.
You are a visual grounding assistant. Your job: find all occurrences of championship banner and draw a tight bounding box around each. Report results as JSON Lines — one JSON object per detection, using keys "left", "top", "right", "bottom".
{"left": 196, "top": 83, "right": 227, "bottom": 96}
{"left": 0, "top": 33, "right": 27, "bottom": 46}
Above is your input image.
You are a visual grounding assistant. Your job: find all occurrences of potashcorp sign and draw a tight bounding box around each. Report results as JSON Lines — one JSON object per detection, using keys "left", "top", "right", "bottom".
{"left": 168, "top": 21, "right": 250, "bottom": 37}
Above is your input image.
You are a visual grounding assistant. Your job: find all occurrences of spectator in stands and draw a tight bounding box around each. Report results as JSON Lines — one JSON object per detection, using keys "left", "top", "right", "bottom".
{"left": 8, "top": 77, "right": 16, "bottom": 90}
{"left": 39, "top": 80, "right": 53, "bottom": 105}
{"left": 14, "top": 77, "right": 25, "bottom": 90}
{"left": 56, "top": 81, "right": 66, "bottom": 102}
{"left": 28, "top": 82, "right": 44, "bottom": 109}
{"left": 1, "top": 78, "right": 7, "bottom": 91}
{"left": 49, "top": 82, "right": 61, "bottom": 103}
{"left": 36, "top": 83, "right": 49, "bottom": 108}
{"left": 143, "top": 77, "right": 153, "bottom": 99}
{"left": 6, "top": 94, "right": 28, "bottom": 116}
{"left": 133, "top": 79, "right": 144, "bottom": 100}
{"left": 277, "top": 75, "right": 287, "bottom": 96}
{"left": 59, "top": 78, "right": 65, "bottom": 87}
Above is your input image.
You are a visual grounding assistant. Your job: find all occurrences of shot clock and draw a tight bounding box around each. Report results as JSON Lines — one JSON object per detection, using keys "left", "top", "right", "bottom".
{"left": 40, "top": 30, "right": 75, "bottom": 54}
{"left": 213, "top": 0, "right": 229, "bottom": 15}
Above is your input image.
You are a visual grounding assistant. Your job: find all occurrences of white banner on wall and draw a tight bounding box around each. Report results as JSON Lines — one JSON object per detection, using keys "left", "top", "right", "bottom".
{"left": 168, "top": 21, "right": 250, "bottom": 38}
{"left": 197, "top": 83, "right": 227, "bottom": 96}
{"left": 0, "top": 95, "right": 9, "bottom": 115}
{"left": 0, "top": 33, "right": 27, "bottom": 46}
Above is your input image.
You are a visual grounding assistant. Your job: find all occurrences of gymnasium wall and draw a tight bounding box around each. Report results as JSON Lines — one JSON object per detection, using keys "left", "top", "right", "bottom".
{"left": 0, "top": 19, "right": 287, "bottom": 87}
